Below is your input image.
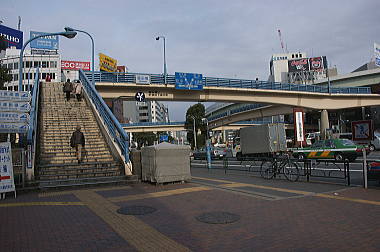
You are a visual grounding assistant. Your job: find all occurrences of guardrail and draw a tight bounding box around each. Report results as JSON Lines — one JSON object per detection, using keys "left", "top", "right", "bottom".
{"left": 79, "top": 69, "right": 130, "bottom": 163}
{"left": 84, "top": 71, "right": 372, "bottom": 94}
{"left": 121, "top": 121, "right": 185, "bottom": 127}
{"left": 26, "top": 68, "right": 40, "bottom": 178}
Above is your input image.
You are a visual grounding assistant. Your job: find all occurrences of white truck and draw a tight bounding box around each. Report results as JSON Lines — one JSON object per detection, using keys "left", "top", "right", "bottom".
{"left": 236, "top": 123, "right": 287, "bottom": 160}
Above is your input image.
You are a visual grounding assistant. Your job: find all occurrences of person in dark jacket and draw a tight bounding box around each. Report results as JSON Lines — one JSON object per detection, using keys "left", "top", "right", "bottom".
{"left": 63, "top": 79, "right": 73, "bottom": 101}
{"left": 70, "top": 125, "right": 85, "bottom": 163}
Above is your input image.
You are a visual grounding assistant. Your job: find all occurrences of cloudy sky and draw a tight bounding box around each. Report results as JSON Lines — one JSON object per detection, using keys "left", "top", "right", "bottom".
{"left": 2, "top": 0, "right": 379, "bottom": 121}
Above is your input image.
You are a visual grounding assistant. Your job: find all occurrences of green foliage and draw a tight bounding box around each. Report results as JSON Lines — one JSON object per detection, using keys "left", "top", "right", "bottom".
{"left": 133, "top": 132, "right": 157, "bottom": 148}
{"left": 184, "top": 103, "right": 207, "bottom": 149}
{"left": 0, "top": 65, "right": 12, "bottom": 90}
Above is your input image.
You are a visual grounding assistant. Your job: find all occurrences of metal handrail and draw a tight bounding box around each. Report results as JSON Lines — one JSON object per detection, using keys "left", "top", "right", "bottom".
{"left": 122, "top": 121, "right": 185, "bottom": 127}
{"left": 79, "top": 69, "right": 130, "bottom": 163}
{"left": 27, "top": 68, "right": 40, "bottom": 171}
{"left": 85, "top": 71, "right": 372, "bottom": 94}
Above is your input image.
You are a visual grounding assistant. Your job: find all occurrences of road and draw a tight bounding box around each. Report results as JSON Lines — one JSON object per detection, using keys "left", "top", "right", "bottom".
{"left": 191, "top": 157, "right": 380, "bottom": 188}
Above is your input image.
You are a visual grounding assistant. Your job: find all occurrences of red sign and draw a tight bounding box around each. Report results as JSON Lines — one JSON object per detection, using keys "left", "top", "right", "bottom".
{"left": 61, "top": 60, "right": 90, "bottom": 71}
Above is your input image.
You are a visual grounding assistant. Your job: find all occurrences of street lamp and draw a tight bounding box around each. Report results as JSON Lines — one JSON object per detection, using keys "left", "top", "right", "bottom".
{"left": 64, "top": 27, "right": 95, "bottom": 85}
{"left": 155, "top": 36, "right": 167, "bottom": 84}
{"left": 19, "top": 29, "right": 77, "bottom": 91}
{"left": 202, "top": 118, "right": 212, "bottom": 170}
{"left": 190, "top": 115, "right": 197, "bottom": 150}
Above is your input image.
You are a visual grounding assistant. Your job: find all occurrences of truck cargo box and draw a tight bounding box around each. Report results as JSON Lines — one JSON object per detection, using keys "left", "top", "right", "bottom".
{"left": 240, "top": 123, "right": 287, "bottom": 154}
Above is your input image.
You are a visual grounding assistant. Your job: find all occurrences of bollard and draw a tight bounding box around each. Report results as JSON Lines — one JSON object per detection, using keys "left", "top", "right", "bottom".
{"left": 363, "top": 149, "right": 368, "bottom": 189}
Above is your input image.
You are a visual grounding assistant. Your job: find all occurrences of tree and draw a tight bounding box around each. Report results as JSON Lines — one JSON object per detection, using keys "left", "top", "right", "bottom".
{"left": 0, "top": 65, "right": 12, "bottom": 90}
{"left": 184, "top": 103, "right": 206, "bottom": 149}
{"left": 133, "top": 132, "right": 157, "bottom": 148}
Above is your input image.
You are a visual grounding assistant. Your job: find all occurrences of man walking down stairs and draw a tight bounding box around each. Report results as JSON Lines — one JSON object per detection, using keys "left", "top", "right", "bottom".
{"left": 37, "top": 81, "right": 136, "bottom": 189}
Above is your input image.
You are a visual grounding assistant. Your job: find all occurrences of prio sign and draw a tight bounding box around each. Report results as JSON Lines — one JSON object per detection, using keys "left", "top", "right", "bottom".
{"left": 61, "top": 60, "right": 90, "bottom": 71}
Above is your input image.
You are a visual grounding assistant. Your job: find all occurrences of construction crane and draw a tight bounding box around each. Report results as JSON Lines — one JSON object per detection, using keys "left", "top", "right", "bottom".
{"left": 277, "top": 29, "right": 288, "bottom": 53}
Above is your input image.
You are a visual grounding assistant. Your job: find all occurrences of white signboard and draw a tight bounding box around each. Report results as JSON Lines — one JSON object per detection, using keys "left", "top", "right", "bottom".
{"left": 375, "top": 42, "right": 380, "bottom": 67}
{"left": 0, "top": 142, "right": 16, "bottom": 195}
{"left": 0, "top": 123, "right": 29, "bottom": 133}
{"left": 0, "top": 91, "right": 31, "bottom": 102}
{"left": 295, "top": 112, "right": 304, "bottom": 142}
{"left": 0, "top": 112, "right": 30, "bottom": 123}
{"left": 0, "top": 101, "right": 31, "bottom": 112}
{"left": 135, "top": 74, "right": 151, "bottom": 84}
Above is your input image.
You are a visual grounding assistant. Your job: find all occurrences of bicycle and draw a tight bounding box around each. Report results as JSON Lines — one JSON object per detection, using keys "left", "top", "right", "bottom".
{"left": 260, "top": 155, "right": 300, "bottom": 182}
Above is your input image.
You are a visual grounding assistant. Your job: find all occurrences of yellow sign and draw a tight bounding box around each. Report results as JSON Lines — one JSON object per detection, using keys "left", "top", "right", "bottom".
{"left": 99, "top": 53, "right": 117, "bottom": 72}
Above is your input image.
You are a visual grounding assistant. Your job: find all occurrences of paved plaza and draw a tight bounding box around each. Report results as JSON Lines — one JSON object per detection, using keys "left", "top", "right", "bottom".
{"left": 1, "top": 168, "right": 379, "bottom": 251}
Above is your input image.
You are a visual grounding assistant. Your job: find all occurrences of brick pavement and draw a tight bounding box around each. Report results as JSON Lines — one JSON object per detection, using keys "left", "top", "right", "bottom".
{"left": 0, "top": 169, "right": 379, "bottom": 251}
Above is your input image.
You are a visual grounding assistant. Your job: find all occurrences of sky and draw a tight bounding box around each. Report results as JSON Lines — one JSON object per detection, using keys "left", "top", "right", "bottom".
{"left": 2, "top": 0, "right": 380, "bottom": 121}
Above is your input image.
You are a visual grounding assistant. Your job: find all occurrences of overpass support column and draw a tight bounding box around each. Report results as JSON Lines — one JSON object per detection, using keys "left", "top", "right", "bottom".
{"left": 320, "top": 109, "right": 329, "bottom": 140}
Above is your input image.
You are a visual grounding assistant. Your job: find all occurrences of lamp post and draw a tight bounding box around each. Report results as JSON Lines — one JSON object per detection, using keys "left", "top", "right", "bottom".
{"left": 202, "top": 118, "right": 212, "bottom": 170}
{"left": 19, "top": 30, "right": 77, "bottom": 91}
{"left": 155, "top": 36, "right": 167, "bottom": 84}
{"left": 64, "top": 27, "right": 95, "bottom": 85}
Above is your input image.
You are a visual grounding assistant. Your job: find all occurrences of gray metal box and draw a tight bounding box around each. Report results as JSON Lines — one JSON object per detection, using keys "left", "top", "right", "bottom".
{"left": 240, "top": 123, "right": 286, "bottom": 154}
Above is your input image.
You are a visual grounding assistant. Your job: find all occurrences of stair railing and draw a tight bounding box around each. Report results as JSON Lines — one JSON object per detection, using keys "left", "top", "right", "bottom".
{"left": 79, "top": 69, "right": 130, "bottom": 163}
{"left": 27, "top": 68, "right": 40, "bottom": 174}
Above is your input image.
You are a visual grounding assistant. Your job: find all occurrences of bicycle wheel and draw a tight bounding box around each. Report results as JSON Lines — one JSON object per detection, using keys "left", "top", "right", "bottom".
{"left": 282, "top": 160, "right": 299, "bottom": 182}
{"left": 261, "top": 162, "right": 276, "bottom": 179}
{"left": 260, "top": 161, "right": 273, "bottom": 178}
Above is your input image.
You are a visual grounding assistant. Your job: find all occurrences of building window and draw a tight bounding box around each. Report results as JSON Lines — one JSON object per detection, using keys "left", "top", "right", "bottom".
{"left": 34, "top": 61, "right": 41, "bottom": 68}
{"left": 42, "top": 61, "right": 48, "bottom": 68}
{"left": 13, "top": 74, "right": 18, "bottom": 81}
{"left": 8, "top": 63, "right": 13, "bottom": 70}
{"left": 50, "top": 61, "right": 57, "bottom": 68}
{"left": 292, "top": 54, "right": 294, "bottom": 58}
{"left": 25, "top": 61, "right": 32, "bottom": 68}
{"left": 13, "top": 62, "right": 18, "bottom": 69}
{"left": 42, "top": 73, "right": 47, "bottom": 79}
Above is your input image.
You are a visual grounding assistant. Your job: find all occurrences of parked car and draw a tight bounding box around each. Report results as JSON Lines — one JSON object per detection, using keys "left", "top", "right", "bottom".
{"left": 292, "top": 139, "right": 364, "bottom": 161}
{"left": 193, "top": 147, "right": 227, "bottom": 160}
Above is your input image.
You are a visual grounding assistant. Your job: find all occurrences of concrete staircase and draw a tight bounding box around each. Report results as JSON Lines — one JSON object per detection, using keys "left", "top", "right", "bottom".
{"left": 36, "top": 82, "right": 137, "bottom": 189}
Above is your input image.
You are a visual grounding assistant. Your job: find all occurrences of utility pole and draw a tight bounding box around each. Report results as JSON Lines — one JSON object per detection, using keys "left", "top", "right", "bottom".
{"left": 18, "top": 16, "right": 21, "bottom": 30}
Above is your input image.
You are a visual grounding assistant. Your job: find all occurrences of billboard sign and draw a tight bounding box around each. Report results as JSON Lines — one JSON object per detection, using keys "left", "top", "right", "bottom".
{"left": 175, "top": 72, "right": 203, "bottom": 90}
{"left": 99, "top": 53, "right": 117, "bottom": 72}
{"left": 0, "top": 24, "right": 23, "bottom": 49}
{"left": 61, "top": 60, "right": 90, "bottom": 71}
{"left": 135, "top": 74, "right": 151, "bottom": 84}
{"left": 288, "top": 58, "right": 309, "bottom": 72}
{"left": 309, "top": 56, "right": 327, "bottom": 71}
{"left": 0, "top": 91, "right": 31, "bottom": 102}
{"left": 0, "top": 101, "right": 31, "bottom": 112}
{"left": 375, "top": 43, "right": 380, "bottom": 67}
{"left": 352, "top": 120, "right": 373, "bottom": 142}
{"left": 0, "top": 142, "right": 16, "bottom": 195}
{"left": 30, "top": 31, "right": 59, "bottom": 50}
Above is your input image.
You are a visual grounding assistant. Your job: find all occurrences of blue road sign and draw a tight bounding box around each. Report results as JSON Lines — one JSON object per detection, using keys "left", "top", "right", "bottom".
{"left": 159, "top": 135, "right": 169, "bottom": 142}
{"left": 175, "top": 72, "right": 203, "bottom": 90}
{"left": 0, "top": 112, "right": 30, "bottom": 123}
{"left": 0, "top": 101, "right": 31, "bottom": 112}
{"left": 0, "top": 91, "right": 31, "bottom": 102}
{"left": 0, "top": 123, "right": 29, "bottom": 133}
{"left": 135, "top": 92, "right": 146, "bottom": 102}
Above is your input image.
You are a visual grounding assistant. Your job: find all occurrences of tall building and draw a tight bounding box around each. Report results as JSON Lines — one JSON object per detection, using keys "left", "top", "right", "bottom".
{"left": 122, "top": 100, "right": 169, "bottom": 123}
{"left": 0, "top": 47, "right": 61, "bottom": 90}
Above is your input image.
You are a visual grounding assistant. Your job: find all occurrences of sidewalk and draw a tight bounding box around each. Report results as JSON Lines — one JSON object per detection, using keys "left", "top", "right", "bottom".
{"left": 1, "top": 168, "right": 379, "bottom": 251}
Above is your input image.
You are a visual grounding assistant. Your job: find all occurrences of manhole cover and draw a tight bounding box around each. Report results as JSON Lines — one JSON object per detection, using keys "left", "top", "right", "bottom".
{"left": 196, "top": 211, "right": 240, "bottom": 224}
{"left": 117, "top": 205, "right": 157, "bottom": 215}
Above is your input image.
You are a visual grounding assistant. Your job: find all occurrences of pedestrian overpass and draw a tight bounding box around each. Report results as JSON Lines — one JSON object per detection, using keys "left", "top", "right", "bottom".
{"left": 87, "top": 71, "right": 380, "bottom": 110}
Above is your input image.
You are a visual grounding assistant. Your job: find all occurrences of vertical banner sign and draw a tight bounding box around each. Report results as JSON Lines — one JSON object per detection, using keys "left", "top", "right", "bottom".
{"left": 293, "top": 108, "right": 305, "bottom": 146}
{"left": 0, "top": 142, "right": 16, "bottom": 195}
{"left": 375, "top": 43, "right": 380, "bottom": 67}
{"left": 0, "top": 24, "right": 23, "bottom": 49}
